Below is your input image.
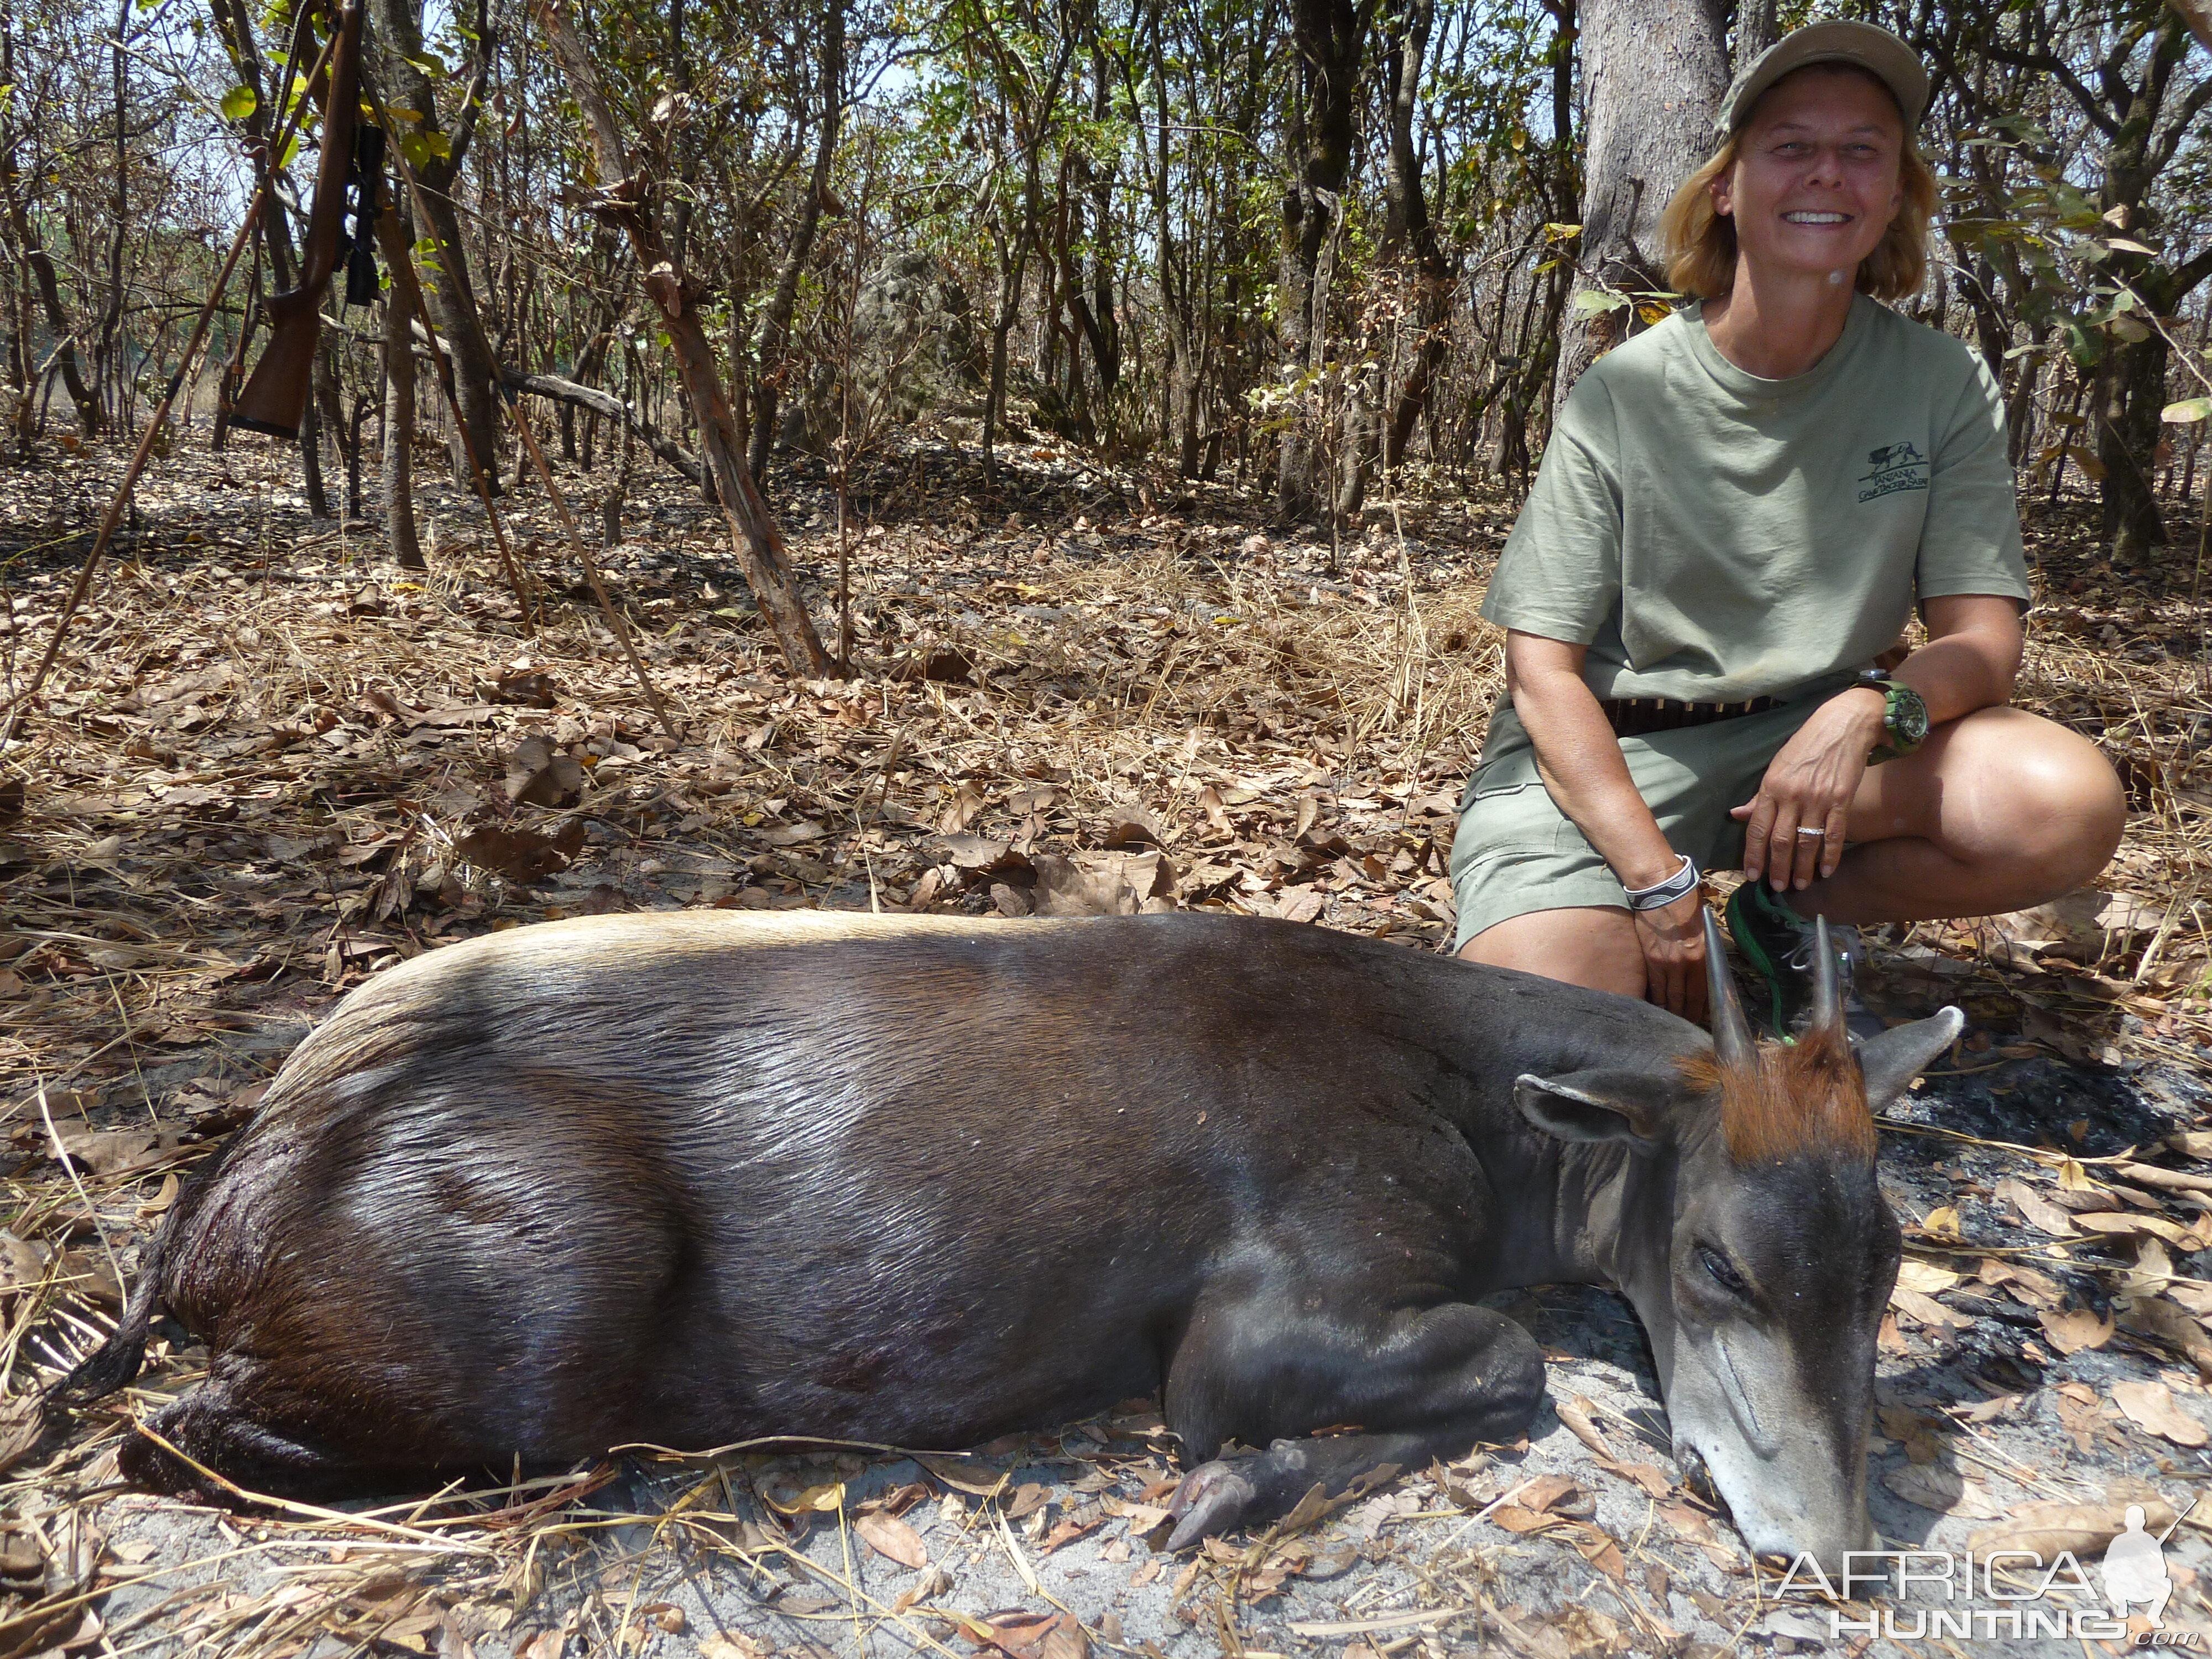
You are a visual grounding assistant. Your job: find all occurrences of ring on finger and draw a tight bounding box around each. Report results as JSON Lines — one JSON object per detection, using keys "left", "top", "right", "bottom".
{"left": 1794, "top": 826, "right": 1825, "bottom": 839}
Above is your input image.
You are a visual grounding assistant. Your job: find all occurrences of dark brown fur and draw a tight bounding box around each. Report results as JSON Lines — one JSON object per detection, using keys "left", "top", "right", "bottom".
{"left": 50, "top": 910, "right": 1948, "bottom": 1564}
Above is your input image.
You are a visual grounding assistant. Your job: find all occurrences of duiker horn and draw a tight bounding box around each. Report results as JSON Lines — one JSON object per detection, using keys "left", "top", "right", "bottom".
{"left": 1811, "top": 915, "right": 1843, "bottom": 1037}
{"left": 1703, "top": 907, "right": 1755, "bottom": 1070}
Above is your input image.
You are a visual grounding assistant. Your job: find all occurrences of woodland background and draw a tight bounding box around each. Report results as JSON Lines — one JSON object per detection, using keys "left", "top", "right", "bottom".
{"left": 2, "top": 0, "right": 2210, "bottom": 581}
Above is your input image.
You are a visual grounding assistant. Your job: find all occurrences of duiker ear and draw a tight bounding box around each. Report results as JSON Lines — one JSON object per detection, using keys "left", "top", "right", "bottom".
{"left": 1856, "top": 1006, "right": 1966, "bottom": 1113}
{"left": 1514, "top": 1070, "right": 1674, "bottom": 1153}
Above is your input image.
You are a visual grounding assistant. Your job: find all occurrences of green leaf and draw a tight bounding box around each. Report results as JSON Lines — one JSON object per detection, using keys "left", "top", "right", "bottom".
{"left": 2162, "top": 399, "right": 2211, "bottom": 425}
{"left": 397, "top": 130, "right": 451, "bottom": 169}
{"left": 220, "top": 84, "right": 257, "bottom": 122}
{"left": 1573, "top": 288, "right": 1629, "bottom": 316}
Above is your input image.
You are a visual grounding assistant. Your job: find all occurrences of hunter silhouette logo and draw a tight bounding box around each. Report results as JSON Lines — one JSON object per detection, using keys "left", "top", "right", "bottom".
{"left": 2104, "top": 1503, "right": 2177, "bottom": 1628}
{"left": 1858, "top": 440, "right": 1929, "bottom": 502}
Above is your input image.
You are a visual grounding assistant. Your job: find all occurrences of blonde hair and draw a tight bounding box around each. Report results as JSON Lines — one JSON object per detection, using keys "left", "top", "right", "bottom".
{"left": 1661, "top": 66, "right": 1937, "bottom": 303}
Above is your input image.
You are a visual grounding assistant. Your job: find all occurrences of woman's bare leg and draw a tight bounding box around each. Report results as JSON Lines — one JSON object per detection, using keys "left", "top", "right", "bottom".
{"left": 1457, "top": 708, "right": 2122, "bottom": 1001}
{"left": 1806, "top": 706, "right": 2124, "bottom": 924}
{"left": 1457, "top": 906, "right": 1646, "bottom": 997}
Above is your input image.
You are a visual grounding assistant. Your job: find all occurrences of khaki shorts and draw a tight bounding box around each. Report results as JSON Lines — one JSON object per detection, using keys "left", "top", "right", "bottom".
{"left": 1449, "top": 697, "right": 1825, "bottom": 951}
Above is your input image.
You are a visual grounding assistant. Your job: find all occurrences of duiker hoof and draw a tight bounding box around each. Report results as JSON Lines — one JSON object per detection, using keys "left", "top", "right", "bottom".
{"left": 1164, "top": 1460, "right": 1258, "bottom": 1551}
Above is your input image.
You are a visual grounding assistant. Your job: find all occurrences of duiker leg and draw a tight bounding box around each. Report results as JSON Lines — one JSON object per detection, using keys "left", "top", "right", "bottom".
{"left": 119, "top": 1375, "right": 377, "bottom": 1502}
{"left": 1161, "top": 1298, "right": 1543, "bottom": 1548}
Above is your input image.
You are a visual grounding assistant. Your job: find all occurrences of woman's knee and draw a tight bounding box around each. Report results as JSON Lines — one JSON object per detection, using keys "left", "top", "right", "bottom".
{"left": 1944, "top": 711, "right": 2127, "bottom": 884}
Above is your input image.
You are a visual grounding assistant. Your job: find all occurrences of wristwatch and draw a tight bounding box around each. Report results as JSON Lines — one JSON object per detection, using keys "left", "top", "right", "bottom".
{"left": 1855, "top": 669, "right": 1929, "bottom": 763}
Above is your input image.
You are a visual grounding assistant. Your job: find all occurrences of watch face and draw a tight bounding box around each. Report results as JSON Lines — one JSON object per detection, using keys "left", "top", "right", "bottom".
{"left": 1888, "top": 686, "right": 1930, "bottom": 745}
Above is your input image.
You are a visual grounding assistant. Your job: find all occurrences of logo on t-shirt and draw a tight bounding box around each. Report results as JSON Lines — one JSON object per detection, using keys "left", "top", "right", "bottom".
{"left": 1858, "top": 441, "right": 1929, "bottom": 502}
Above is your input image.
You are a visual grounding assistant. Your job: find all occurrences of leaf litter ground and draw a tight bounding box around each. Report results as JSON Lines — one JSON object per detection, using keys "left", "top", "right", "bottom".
{"left": 3, "top": 431, "right": 2212, "bottom": 1657}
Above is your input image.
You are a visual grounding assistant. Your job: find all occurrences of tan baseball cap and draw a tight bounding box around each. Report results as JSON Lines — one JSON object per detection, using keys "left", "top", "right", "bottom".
{"left": 1714, "top": 20, "right": 1929, "bottom": 141}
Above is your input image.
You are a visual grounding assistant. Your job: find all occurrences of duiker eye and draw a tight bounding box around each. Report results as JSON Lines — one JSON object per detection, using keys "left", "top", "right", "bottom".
{"left": 1699, "top": 1245, "right": 1750, "bottom": 1297}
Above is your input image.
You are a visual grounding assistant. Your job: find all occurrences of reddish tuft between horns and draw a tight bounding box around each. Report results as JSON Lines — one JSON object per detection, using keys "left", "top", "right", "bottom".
{"left": 1676, "top": 1021, "right": 1877, "bottom": 1166}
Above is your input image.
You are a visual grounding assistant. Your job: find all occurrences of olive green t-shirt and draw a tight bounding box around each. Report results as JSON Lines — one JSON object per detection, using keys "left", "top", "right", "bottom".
{"left": 1480, "top": 294, "right": 2031, "bottom": 703}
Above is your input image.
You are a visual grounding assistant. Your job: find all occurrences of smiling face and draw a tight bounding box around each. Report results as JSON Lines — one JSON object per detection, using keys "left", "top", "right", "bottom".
{"left": 1711, "top": 64, "right": 1906, "bottom": 286}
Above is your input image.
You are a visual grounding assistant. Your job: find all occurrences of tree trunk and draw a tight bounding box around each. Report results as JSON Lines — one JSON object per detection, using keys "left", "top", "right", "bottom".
{"left": 95, "top": 0, "right": 130, "bottom": 428}
{"left": 1275, "top": 0, "right": 1370, "bottom": 521}
{"left": 315, "top": 343, "right": 352, "bottom": 505}
{"left": 373, "top": 0, "right": 502, "bottom": 491}
{"left": 2097, "top": 329, "right": 2169, "bottom": 559}
{"left": 1731, "top": 0, "right": 1777, "bottom": 73}
{"left": 1553, "top": 0, "right": 1727, "bottom": 406}
{"left": 0, "top": 35, "right": 99, "bottom": 440}
{"left": 980, "top": 39, "right": 1074, "bottom": 488}
{"left": 1375, "top": 0, "right": 1452, "bottom": 478}
{"left": 300, "top": 380, "right": 331, "bottom": 517}
{"left": 536, "top": 0, "right": 832, "bottom": 679}
{"left": 748, "top": 0, "right": 843, "bottom": 486}
{"left": 374, "top": 188, "right": 425, "bottom": 568}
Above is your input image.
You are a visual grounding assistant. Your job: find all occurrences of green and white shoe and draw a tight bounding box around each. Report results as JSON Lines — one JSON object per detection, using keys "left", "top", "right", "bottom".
{"left": 1723, "top": 880, "right": 1866, "bottom": 1042}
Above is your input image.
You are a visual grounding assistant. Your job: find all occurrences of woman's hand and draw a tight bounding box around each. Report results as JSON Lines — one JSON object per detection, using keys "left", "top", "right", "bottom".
{"left": 1632, "top": 889, "right": 1709, "bottom": 1022}
{"left": 1732, "top": 689, "right": 1887, "bottom": 890}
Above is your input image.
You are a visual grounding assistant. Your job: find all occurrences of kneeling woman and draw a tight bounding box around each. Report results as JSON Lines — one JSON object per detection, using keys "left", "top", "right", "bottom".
{"left": 1453, "top": 21, "right": 2125, "bottom": 1032}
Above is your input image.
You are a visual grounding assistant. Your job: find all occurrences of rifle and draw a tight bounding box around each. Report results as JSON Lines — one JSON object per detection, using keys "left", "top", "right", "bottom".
{"left": 227, "top": 0, "right": 372, "bottom": 441}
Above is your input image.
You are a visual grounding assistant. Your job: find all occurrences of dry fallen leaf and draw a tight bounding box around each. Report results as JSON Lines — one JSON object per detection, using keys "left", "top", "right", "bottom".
{"left": 1593, "top": 1460, "right": 1674, "bottom": 1499}
{"left": 1039, "top": 1614, "right": 1089, "bottom": 1659}
{"left": 1037, "top": 1512, "right": 1102, "bottom": 1554}
{"left": 1994, "top": 1177, "right": 2075, "bottom": 1235}
{"left": 1556, "top": 1396, "right": 1614, "bottom": 1459}
{"left": 1514, "top": 1474, "right": 1584, "bottom": 1515}
{"left": 1890, "top": 1285, "right": 1966, "bottom": 1329}
{"left": 2038, "top": 1307, "right": 2116, "bottom": 1354}
{"left": 2120, "top": 1296, "right": 2212, "bottom": 1379}
{"left": 1574, "top": 1527, "right": 1627, "bottom": 1582}
{"left": 1895, "top": 1259, "right": 1963, "bottom": 1295}
{"left": 0, "top": 1234, "right": 46, "bottom": 1294}
{"left": 0, "top": 1395, "right": 40, "bottom": 1478}
{"left": 854, "top": 1511, "right": 928, "bottom": 1569}
{"left": 50, "top": 1125, "right": 163, "bottom": 1180}
{"left": 2075, "top": 1211, "right": 2195, "bottom": 1245}
{"left": 455, "top": 818, "right": 587, "bottom": 885}
{"left": 1488, "top": 1505, "right": 1562, "bottom": 1534}
{"left": 1967, "top": 1497, "right": 2176, "bottom": 1560}
{"left": 1979, "top": 1256, "right": 2063, "bottom": 1309}
{"left": 503, "top": 734, "right": 586, "bottom": 807}
{"left": 1882, "top": 1463, "right": 2000, "bottom": 1519}
{"left": 2111, "top": 1380, "right": 2210, "bottom": 1447}
{"left": 1655, "top": 1501, "right": 1714, "bottom": 1543}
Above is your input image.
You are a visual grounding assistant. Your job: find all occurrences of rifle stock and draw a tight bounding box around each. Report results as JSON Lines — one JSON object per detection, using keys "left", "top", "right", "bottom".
{"left": 228, "top": 0, "right": 365, "bottom": 441}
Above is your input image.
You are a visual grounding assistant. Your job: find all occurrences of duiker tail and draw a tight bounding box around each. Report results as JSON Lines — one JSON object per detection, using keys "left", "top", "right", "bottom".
{"left": 49, "top": 1232, "right": 166, "bottom": 1405}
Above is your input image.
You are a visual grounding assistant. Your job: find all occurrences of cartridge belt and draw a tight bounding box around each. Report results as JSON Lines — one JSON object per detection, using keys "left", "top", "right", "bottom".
{"left": 1599, "top": 695, "right": 1782, "bottom": 738}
